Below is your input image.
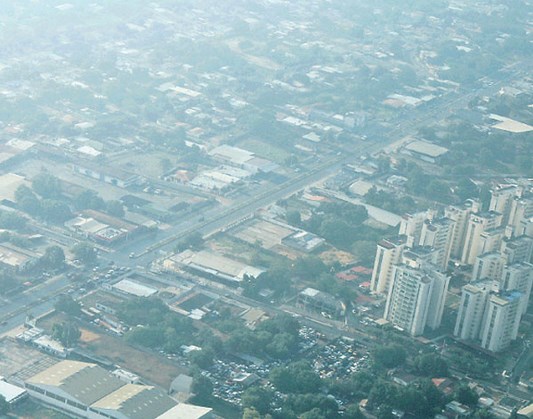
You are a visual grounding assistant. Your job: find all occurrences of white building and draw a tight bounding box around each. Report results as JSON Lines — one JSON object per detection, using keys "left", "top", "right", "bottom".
{"left": 498, "top": 263, "right": 533, "bottom": 314}
{"left": 419, "top": 217, "right": 455, "bottom": 271}
{"left": 445, "top": 201, "right": 479, "bottom": 260}
{"left": 399, "top": 211, "right": 429, "bottom": 248}
{"left": 384, "top": 265, "right": 449, "bottom": 336}
{"left": 480, "top": 291, "right": 523, "bottom": 352}
{"left": 454, "top": 281, "right": 492, "bottom": 341}
{"left": 371, "top": 238, "right": 406, "bottom": 295}
{"left": 472, "top": 253, "right": 505, "bottom": 282}
{"left": 461, "top": 211, "right": 503, "bottom": 265}
{"left": 500, "top": 235, "right": 533, "bottom": 264}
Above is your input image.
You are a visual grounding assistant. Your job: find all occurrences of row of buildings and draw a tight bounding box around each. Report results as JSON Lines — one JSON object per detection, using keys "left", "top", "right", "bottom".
{"left": 370, "top": 181, "right": 533, "bottom": 352}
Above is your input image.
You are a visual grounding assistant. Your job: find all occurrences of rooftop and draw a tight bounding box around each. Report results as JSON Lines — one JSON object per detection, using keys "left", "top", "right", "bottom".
{"left": 90, "top": 384, "right": 176, "bottom": 419}
{"left": 26, "top": 361, "right": 124, "bottom": 406}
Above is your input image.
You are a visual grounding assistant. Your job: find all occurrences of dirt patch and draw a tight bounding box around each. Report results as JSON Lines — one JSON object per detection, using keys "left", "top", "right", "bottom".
{"left": 80, "top": 328, "right": 100, "bottom": 343}
{"left": 319, "top": 249, "right": 355, "bottom": 265}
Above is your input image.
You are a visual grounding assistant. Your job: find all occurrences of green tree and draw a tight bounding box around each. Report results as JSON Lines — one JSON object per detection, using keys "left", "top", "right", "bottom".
{"left": 188, "top": 348, "right": 215, "bottom": 370}
{"left": 106, "top": 200, "right": 125, "bottom": 217}
{"left": 52, "top": 322, "right": 81, "bottom": 347}
{"left": 367, "top": 382, "right": 398, "bottom": 410}
{"left": 74, "top": 190, "right": 105, "bottom": 210}
{"left": 55, "top": 295, "right": 82, "bottom": 316}
{"left": 242, "top": 408, "right": 262, "bottom": 419}
{"left": 344, "top": 404, "right": 364, "bottom": 419}
{"left": 414, "top": 353, "right": 449, "bottom": 377}
{"left": 32, "top": 173, "right": 62, "bottom": 198}
{"left": 242, "top": 386, "right": 273, "bottom": 415}
{"left": 0, "top": 211, "right": 26, "bottom": 230}
{"left": 454, "top": 384, "right": 478, "bottom": 407}
{"left": 192, "top": 374, "right": 213, "bottom": 401}
{"left": 286, "top": 210, "right": 302, "bottom": 226}
{"left": 41, "top": 199, "right": 72, "bottom": 223}
{"left": 372, "top": 344, "right": 407, "bottom": 369}
{"left": 269, "top": 361, "right": 322, "bottom": 394}
{"left": 40, "top": 246, "right": 65, "bottom": 270}
{"left": 72, "top": 242, "right": 98, "bottom": 265}
{"left": 352, "top": 240, "right": 377, "bottom": 265}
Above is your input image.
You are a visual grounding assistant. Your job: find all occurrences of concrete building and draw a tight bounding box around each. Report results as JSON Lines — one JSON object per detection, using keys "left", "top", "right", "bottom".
{"left": 384, "top": 265, "right": 448, "bottom": 336}
{"left": 472, "top": 253, "right": 505, "bottom": 282}
{"left": 454, "top": 280, "right": 492, "bottom": 341}
{"left": 498, "top": 263, "right": 533, "bottom": 314}
{"left": 508, "top": 195, "right": 533, "bottom": 237}
{"left": 419, "top": 217, "right": 455, "bottom": 271}
{"left": 370, "top": 237, "right": 406, "bottom": 295}
{"left": 500, "top": 235, "right": 533, "bottom": 264}
{"left": 399, "top": 211, "right": 428, "bottom": 248}
{"left": 490, "top": 185, "right": 519, "bottom": 226}
{"left": 445, "top": 201, "right": 479, "bottom": 260}
{"left": 480, "top": 291, "right": 523, "bottom": 352}
{"left": 461, "top": 211, "right": 503, "bottom": 265}
{"left": 454, "top": 282, "right": 525, "bottom": 352}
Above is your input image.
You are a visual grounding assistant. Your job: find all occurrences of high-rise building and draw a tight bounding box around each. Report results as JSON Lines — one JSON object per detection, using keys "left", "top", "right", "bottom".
{"left": 370, "top": 237, "right": 406, "bottom": 295}
{"left": 480, "top": 291, "right": 523, "bottom": 352}
{"left": 461, "top": 211, "right": 503, "bottom": 265}
{"left": 384, "top": 265, "right": 449, "bottom": 336}
{"left": 445, "top": 201, "right": 479, "bottom": 260}
{"left": 500, "top": 235, "right": 533, "bottom": 264}
{"left": 399, "top": 211, "right": 429, "bottom": 248}
{"left": 472, "top": 253, "right": 505, "bottom": 282}
{"left": 454, "top": 280, "right": 492, "bottom": 341}
{"left": 490, "top": 185, "right": 519, "bottom": 225}
{"left": 419, "top": 217, "right": 455, "bottom": 271}
{"left": 508, "top": 195, "right": 533, "bottom": 237}
{"left": 498, "top": 263, "right": 533, "bottom": 314}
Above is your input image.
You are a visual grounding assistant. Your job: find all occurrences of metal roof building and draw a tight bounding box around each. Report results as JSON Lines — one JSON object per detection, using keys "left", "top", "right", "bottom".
{"left": 24, "top": 360, "right": 198, "bottom": 419}
{"left": 89, "top": 384, "right": 176, "bottom": 419}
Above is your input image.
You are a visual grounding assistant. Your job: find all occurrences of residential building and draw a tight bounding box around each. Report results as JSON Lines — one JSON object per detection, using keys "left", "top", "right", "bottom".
{"left": 461, "top": 211, "right": 503, "bottom": 265}
{"left": 490, "top": 185, "right": 519, "bottom": 225}
{"left": 419, "top": 217, "right": 455, "bottom": 270}
{"left": 370, "top": 237, "right": 406, "bottom": 295}
{"left": 500, "top": 235, "right": 533, "bottom": 264}
{"left": 472, "top": 253, "right": 505, "bottom": 282}
{"left": 445, "top": 201, "right": 479, "bottom": 260}
{"left": 497, "top": 263, "right": 533, "bottom": 314}
{"left": 399, "top": 211, "right": 428, "bottom": 248}
{"left": 480, "top": 291, "right": 523, "bottom": 352}
{"left": 384, "top": 265, "right": 448, "bottom": 336}
{"left": 454, "top": 281, "right": 492, "bottom": 341}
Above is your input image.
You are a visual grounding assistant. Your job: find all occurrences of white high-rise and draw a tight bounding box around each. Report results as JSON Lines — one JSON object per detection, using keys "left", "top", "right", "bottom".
{"left": 472, "top": 253, "right": 505, "bottom": 282}
{"left": 498, "top": 263, "right": 533, "bottom": 314}
{"left": 419, "top": 217, "right": 455, "bottom": 271}
{"left": 461, "top": 211, "right": 503, "bottom": 265}
{"left": 384, "top": 265, "right": 449, "bottom": 336}
{"left": 370, "top": 238, "right": 406, "bottom": 295}
{"left": 480, "top": 291, "right": 523, "bottom": 352}
{"left": 445, "top": 201, "right": 479, "bottom": 260}
{"left": 454, "top": 280, "right": 492, "bottom": 341}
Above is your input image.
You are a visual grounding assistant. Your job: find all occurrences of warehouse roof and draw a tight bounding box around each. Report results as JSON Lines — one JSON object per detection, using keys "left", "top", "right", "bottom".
{"left": 26, "top": 361, "right": 124, "bottom": 406}
{"left": 90, "top": 384, "right": 177, "bottom": 419}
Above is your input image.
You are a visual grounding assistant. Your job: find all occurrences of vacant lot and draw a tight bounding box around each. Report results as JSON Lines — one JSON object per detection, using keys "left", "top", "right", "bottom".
{"left": 37, "top": 312, "right": 185, "bottom": 388}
